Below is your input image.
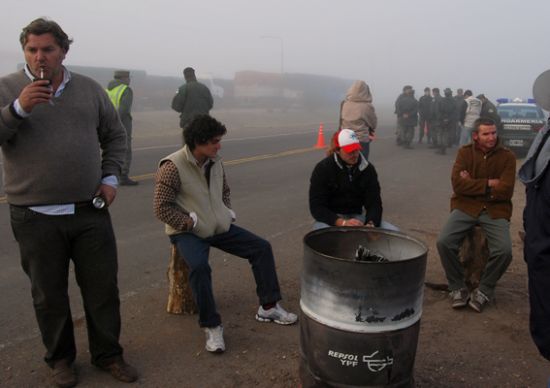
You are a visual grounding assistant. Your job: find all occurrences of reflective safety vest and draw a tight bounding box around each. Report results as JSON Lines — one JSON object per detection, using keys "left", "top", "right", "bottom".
{"left": 106, "top": 84, "right": 128, "bottom": 109}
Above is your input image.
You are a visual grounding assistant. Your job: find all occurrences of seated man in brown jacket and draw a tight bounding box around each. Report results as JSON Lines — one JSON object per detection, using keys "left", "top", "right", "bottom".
{"left": 436, "top": 118, "right": 516, "bottom": 313}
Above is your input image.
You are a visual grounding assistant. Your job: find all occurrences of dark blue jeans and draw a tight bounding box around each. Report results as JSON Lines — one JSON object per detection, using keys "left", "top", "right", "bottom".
{"left": 170, "top": 225, "right": 282, "bottom": 328}
{"left": 360, "top": 141, "right": 370, "bottom": 160}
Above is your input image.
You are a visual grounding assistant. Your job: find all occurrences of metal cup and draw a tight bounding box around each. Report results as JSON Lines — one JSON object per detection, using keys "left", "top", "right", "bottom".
{"left": 92, "top": 196, "right": 106, "bottom": 209}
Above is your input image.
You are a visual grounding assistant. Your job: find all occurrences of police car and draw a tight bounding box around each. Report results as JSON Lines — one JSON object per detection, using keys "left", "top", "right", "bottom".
{"left": 496, "top": 98, "right": 546, "bottom": 154}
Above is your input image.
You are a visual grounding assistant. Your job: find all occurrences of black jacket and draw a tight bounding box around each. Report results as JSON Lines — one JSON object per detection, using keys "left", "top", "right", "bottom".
{"left": 418, "top": 95, "right": 433, "bottom": 119}
{"left": 395, "top": 95, "right": 419, "bottom": 127}
{"left": 480, "top": 100, "right": 502, "bottom": 129}
{"left": 309, "top": 154, "right": 383, "bottom": 226}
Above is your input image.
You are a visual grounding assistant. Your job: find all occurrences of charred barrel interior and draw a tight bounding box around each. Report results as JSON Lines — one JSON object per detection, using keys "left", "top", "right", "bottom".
{"left": 300, "top": 227, "right": 428, "bottom": 387}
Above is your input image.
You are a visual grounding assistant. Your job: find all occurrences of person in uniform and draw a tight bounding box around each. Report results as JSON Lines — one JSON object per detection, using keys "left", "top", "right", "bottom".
{"left": 106, "top": 70, "right": 137, "bottom": 185}
{"left": 395, "top": 85, "right": 418, "bottom": 149}
{"left": 171, "top": 67, "right": 213, "bottom": 143}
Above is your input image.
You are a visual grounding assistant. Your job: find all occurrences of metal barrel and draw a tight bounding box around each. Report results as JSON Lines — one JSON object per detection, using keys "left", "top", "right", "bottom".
{"left": 300, "top": 227, "right": 428, "bottom": 388}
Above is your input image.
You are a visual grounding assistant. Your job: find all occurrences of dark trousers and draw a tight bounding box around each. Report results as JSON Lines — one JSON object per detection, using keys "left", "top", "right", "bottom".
{"left": 438, "top": 120, "right": 453, "bottom": 151}
{"left": 10, "top": 205, "right": 123, "bottom": 367}
{"left": 402, "top": 125, "right": 415, "bottom": 145}
{"left": 524, "top": 171, "right": 550, "bottom": 361}
{"left": 121, "top": 121, "right": 133, "bottom": 178}
{"left": 418, "top": 117, "right": 429, "bottom": 142}
{"left": 170, "top": 224, "right": 282, "bottom": 328}
{"left": 429, "top": 121, "right": 439, "bottom": 145}
{"left": 359, "top": 141, "right": 370, "bottom": 160}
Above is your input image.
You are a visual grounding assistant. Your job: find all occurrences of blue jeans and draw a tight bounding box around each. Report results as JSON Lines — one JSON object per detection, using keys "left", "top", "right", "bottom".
{"left": 360, "top": 141, "right": 370, "bottom": 160}
{"left": 460, "top": 126, "right": 473, "bottom": 145}
{"left": 170, "top": 225, "right": 282, "bottom": 328}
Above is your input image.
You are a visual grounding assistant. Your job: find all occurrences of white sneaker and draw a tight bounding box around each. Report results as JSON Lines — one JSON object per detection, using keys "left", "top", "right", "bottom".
{"left": 204, "top": 325, "right": 225, "bottom": 353}
{"left": 255, "top": 303, "right": 298, "bottom": 325}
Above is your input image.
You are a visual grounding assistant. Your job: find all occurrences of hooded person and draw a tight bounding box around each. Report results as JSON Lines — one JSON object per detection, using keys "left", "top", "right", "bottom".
{"left": 340, "top": 80, "right": 378, "bottom": 160}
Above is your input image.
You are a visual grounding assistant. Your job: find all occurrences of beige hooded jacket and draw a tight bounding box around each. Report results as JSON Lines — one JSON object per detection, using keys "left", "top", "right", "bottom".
{"left": 340, "top": 80, "right": 378, "bottom": 142}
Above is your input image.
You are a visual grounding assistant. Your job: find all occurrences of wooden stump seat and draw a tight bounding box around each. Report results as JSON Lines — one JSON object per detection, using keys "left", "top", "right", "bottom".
{"left": 166, "top": 244, "right": 198, "bottom": 315}
{"left": 459, "top": 225, "right": 489, "bottom": 290}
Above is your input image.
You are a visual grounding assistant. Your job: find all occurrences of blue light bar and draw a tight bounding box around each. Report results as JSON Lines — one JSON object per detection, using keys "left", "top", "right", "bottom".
{"left": 528, "top": 98, "right": 536, "bottom": 104}
{"left": 496, "top": 98, "right": 509, "bottom": 104}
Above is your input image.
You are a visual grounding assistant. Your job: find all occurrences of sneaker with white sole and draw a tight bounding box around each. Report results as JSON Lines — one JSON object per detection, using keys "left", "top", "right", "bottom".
{"left": 204, "top": 325, "right": 225, "bottom": 353}
{"left": 255, "top": 303, "right": 298, "bottom": 325}
{"left": 449, "top": 288, "right": 470, "bottom": 309}
{"left": 468, "top": 288, "right": 489, "bottom": 313}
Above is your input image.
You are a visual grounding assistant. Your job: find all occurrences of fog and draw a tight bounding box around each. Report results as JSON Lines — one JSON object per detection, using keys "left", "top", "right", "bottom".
{"left": 2, "top": 0, "right": 550, "bottom": 105}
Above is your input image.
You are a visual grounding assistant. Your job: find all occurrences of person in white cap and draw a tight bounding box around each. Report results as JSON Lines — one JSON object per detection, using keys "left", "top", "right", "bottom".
{"left": 309, "top": 129, "right": 397, "bottom": 230}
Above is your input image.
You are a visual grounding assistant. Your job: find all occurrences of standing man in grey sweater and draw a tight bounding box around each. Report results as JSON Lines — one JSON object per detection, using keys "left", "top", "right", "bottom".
{"left": 0, "top": 18, "right": 137, "bottom": 387}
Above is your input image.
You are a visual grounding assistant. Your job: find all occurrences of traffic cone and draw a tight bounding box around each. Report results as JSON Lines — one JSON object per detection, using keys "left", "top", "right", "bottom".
{"left": 314, "top": 123, "right": 326, "bottom": 148}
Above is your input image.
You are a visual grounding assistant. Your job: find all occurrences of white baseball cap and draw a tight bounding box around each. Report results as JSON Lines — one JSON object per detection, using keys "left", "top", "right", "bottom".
{"left": 337, "top": 129, "right": 362, "bottom": 153}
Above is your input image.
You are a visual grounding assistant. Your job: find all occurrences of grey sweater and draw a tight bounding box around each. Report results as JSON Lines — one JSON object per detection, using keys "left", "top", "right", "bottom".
{"left": 0, "top": 70, "right": 127, "bottom": 206}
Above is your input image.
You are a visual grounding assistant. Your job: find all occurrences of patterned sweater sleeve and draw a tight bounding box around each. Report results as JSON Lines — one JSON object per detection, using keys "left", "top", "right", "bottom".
{"left": 153, "top": 160, "right": 194, "bottom": 232}
{"left": 222, "top": 168, "right": 231, "bottom": 209}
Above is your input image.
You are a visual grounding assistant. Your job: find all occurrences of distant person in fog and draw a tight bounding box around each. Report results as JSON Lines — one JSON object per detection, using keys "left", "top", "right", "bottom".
{"left": 395, "top": 85, "right": 418, "bottom": 149}
{"left": 340, "top": 80, "right": 377, "bottom": 160}
{"left": 418, "top": 87, "right": 432, "bottom": 144}
{"left": 435, "top": 88, "right": 458, "bottom": 155}
{"left": 171, "top": 67, "right": 213, "bottom": 143}
{"left": 477, "top": 94, "right": 502, "bottom": 132}
{"left": 106, "top": 70, "right": 137, "bottom": 185}
{"left": 460, "top": 90, "right": 482, "bottom": 145}
{"left": 454, "top": 88, "right": 467, "bottom": 145}
{"left": 429, "top": 88, "right": 443, "bottom": 148}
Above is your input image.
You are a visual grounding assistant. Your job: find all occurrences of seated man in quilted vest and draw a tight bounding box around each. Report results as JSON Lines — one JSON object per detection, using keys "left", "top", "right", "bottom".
{"left": 153, "top": 115, "right": 297, "bottom": 354}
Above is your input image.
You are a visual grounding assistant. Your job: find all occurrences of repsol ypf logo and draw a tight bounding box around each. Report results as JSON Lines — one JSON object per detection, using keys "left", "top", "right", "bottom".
{"left": 327, "top": 350, "right": 394, "bottom": 372}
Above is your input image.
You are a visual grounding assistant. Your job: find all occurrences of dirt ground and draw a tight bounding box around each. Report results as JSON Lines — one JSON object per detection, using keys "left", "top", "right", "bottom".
{"left": 1, "top": 108, "right": 548, "bottom": 387}
{"left": 138, "top": 109, "right": 549, "bottom": 387}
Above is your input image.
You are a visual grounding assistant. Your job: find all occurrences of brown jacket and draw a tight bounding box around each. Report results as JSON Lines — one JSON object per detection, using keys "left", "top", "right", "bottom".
{"left": 450, "top": 142, "right": 516, "bottom": 220}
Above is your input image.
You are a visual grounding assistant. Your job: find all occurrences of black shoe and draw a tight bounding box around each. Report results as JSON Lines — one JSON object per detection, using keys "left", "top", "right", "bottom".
{"left": 120, "top": 177, "right": 138, "bottom": 186}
